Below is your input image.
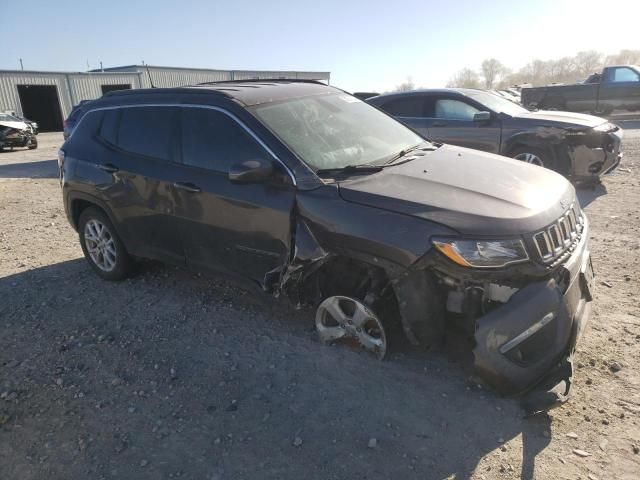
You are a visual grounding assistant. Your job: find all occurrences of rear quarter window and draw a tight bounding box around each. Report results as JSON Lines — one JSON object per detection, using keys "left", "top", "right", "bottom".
{"left": 69, "top": 110, "right": 103, "bottom": 139}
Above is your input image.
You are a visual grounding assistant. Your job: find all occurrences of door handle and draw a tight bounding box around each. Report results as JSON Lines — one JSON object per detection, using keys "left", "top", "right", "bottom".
{"left": 97, "top": 163, "right": 119, "bottom": 173}
{"left": 173, "top": 182, "right": 201, "bottom": 193}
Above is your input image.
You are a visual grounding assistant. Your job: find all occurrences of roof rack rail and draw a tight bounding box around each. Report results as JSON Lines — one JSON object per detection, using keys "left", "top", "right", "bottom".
{"left": 195, "top": 78, "right": 326, "bottom": 86}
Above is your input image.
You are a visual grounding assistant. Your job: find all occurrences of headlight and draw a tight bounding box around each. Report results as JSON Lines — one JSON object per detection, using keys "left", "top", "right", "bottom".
{"left": 593, "top": 122, "right": 615, "bottom": 132}
{"left": 432, "top": 238, "right": 529, "bottom": 268}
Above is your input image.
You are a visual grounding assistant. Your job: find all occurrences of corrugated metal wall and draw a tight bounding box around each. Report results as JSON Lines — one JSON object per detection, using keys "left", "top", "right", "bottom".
{"left": 0, "top": 71, "right": 143, "bottom": 120}
{"left": 0, "top": 72, "right": 71, "bottom": 119}
{"left": 140, "top": 68, "right": 231, "bottom": 88}
{"left": 0, "top": 66, "right": 331, "bottom": 130}
{"left": 69, "top": 74, "right": 142, "bottom": 105}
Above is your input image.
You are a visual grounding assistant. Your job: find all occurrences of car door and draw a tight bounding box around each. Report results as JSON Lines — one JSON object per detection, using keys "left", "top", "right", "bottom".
{"left": 425, "top": 95, "right": 501, "bottom": 153}
{"left": 599, "top": 66, "right": 640, "bottom": 111}
{"left": 377, "top": 95, "right": 430, "bottom": 137}
{"left": 93, "top": 106, "right": 185, "bottom": 264}
{"left": 172, "top": 105, "right": 295, "bottom": 283}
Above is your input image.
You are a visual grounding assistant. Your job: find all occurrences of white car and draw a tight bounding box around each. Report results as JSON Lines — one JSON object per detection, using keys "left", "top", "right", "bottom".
{"left": 0, "top": 113, "right": 38, "bottom": 150}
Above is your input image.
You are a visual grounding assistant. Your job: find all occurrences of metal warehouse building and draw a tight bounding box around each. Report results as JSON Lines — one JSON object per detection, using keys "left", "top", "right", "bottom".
{"left": 0, "top": 65, "right": 331, "bottom": 132}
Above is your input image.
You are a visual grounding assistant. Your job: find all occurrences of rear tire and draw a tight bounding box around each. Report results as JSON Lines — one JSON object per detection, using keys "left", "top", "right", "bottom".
{"left": 541, "top": 96, "right": 565, "bottom": 111}
{"left": 78, "top": 207, "right": 133, "bottom": 281}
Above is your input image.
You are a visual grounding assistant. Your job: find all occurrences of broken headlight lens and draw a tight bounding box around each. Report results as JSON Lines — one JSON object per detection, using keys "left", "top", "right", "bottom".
{"left": 432, "top": 238, "right": 529, "bottom": 268}
{"left": 593, "top": 122, "right": 616, "bottom": 132}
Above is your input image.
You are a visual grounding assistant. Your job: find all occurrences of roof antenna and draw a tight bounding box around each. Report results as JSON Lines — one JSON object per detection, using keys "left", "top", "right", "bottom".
{"left": 145, "top": 63, "right": 155, "bottom": 88}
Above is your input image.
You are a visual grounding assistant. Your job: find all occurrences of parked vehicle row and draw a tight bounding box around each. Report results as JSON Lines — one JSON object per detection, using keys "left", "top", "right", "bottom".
{"left": 0, "top": 113, "right": 38, "bottom": 151}
{"left": 367, "top": 88, "right": 623, "bottom": 184}
{"left": 521, "top": 64, "right": 640, "bottom": 114}
{"left": 59, "top": 81, "right": 595, "bottom": 412}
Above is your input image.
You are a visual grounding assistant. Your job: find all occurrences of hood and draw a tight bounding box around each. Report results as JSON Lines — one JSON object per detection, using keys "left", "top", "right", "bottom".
{"left": 0, "top": 120, "right": 29, "bottom": 131}
{"left": 511, "top": 110, "right": 605, "bottom": 129}
{"left": 337, "top": 145, "right": 575, "bottom": 236}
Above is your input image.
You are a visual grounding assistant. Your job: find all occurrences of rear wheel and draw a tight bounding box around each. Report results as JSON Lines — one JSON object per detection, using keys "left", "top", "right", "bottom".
{"left": 78, "top": 207, "right": 133, "bottom": 281}
{"left": 541, "top": 96, "right": 565, "bottom": 111}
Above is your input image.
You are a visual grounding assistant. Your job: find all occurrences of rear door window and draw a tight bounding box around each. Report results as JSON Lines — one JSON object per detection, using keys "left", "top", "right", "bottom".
{"left": 116, "top": 106, "right": 178, "bottom": 161}
{"left": 180, "top": 107, "right": 268, "bottom": 173}
{"left": 434, "top": 99, "right": 479, "bottom": 121}
{"left": 379, "top": 96, "right": 426, "bottom": 117}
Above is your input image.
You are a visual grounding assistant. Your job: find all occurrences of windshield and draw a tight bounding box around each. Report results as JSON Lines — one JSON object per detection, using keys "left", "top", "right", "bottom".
{"left": 468, "top": 91, "right": 528, "bottom": 116}
{"left": 253, "top": 93, "right": 425, "bottom": 170}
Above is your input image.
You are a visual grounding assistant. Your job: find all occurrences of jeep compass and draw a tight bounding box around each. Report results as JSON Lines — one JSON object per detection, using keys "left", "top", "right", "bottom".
{"left": 59, "top": 80, "right": 594, "bottom": 412}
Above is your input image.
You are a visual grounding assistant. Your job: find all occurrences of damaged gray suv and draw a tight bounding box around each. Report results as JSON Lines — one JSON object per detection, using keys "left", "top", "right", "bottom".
{"left": 59, "top": 80, "right": 594, "bottom": 413}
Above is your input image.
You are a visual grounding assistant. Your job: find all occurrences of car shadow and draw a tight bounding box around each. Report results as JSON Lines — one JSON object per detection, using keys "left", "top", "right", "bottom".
{"left": 0, "top": 159, "right": 58, "bottom": 179}
{"left": 576, "top": 182, "right": 607, "bottom": 208}
{"left": 1, "top": 259, "right": 552, "bottom": 479}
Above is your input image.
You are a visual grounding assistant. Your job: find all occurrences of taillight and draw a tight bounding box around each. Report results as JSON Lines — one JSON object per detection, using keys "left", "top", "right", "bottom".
{"left": 57, "top": 149, "right": 65, "bottom": 169}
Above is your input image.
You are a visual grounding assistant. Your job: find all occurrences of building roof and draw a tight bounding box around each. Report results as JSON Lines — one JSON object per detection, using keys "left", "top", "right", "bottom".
{"left": 90, "top": 64, "right": 331, "bottom": 79}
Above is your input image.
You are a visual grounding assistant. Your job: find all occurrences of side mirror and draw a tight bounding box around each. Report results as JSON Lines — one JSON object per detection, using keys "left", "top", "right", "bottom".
{"left": 228, "top": 158, "right": 274, "bottom": 183}
{"left": 473, "top": 111, "right": 492, "bottom": 122}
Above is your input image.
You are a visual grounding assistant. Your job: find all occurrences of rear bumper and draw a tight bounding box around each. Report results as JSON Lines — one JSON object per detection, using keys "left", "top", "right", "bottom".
{"left": 473, "top": 217, "right": 592, "bottom": 410}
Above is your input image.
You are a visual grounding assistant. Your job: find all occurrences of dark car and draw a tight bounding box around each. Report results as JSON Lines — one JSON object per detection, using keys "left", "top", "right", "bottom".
{"left": 59, "top": 81, "right": 594, "bottom": 413}
{"left": 521, "top": 65, "right": 640, "bottom": 115}
{"left": 367, "top": 88, "right": 623, "bottom": 184}
{"left": 63, "top": 100, "right": 94, "bottom": 140}
{"left": 0, "top": 114, "right": 38, "bottom": 150}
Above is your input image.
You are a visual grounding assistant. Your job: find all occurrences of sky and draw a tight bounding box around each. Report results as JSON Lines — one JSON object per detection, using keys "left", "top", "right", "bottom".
{"left": 0, "top": 0, "right": 638, "bottom": 92}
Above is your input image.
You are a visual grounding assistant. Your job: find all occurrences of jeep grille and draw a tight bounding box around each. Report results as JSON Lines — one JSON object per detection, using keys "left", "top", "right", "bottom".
{"left": 532, "top": 205, "right": 584, "bottom": 263}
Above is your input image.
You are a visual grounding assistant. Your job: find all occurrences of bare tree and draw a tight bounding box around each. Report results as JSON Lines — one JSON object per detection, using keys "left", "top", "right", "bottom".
{"left": 393, "top": 77, "right": 415, "bottom": 92}
{"left": 605, "top": 49, "right": 640, "bottom": 66}
{"left": 446, "top": 68, "right": 481, "bottom": 88}
{"left": 574, "top": 50, "right": 604, "bottom": 77}
{"left": 481, "top": 58, "right": 506, "bottom": 89}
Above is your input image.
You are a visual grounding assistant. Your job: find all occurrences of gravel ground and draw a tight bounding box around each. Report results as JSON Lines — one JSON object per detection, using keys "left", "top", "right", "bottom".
{"left": 1, "top": 127, "right": 639, "bottom": 480}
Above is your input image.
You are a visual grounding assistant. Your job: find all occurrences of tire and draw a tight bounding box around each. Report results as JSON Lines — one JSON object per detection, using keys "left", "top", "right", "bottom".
{"left": 28, "top": 139, "right": 38, "bottom": 150}
{"left": 510, "top": 146, "right": 556, "bottom": 172}
{"left": 78, "top": 207, "right": 133, "bottom": 281}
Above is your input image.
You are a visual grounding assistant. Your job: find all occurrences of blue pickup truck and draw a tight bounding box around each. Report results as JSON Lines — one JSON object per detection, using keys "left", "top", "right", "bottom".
{"left": 521, "top": 65, "right": 640, "bottom": 115}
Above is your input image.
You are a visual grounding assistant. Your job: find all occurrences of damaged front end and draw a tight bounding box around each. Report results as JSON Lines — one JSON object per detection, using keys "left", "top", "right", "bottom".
{"left": 393, "top": 204, "right": 593, "bottom": 414}
{"left": 561, "top": 122, "right": 623, "bottom": 183}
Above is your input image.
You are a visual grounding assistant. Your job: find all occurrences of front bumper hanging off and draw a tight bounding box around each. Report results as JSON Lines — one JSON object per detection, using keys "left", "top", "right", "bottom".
{"left": 473, "top": 221, "right": 593, "bottom": 414}
{"left": 569, "top": 128, "right": 623, "bottom": 183}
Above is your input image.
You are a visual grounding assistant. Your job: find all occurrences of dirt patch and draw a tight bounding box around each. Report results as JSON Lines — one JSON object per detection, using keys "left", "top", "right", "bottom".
{"left": 1, "top": 133, "right": 639, "bottom": 479}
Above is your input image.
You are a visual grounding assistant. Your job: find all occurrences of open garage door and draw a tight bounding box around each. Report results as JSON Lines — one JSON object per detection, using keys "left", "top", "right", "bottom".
{"left": 17, "top": 85, "right": 64, "bottom": 132}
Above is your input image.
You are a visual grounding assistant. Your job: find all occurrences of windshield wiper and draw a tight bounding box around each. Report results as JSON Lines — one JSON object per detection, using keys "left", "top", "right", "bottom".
{"left": 384, "top": 142, "right": 436, "bottom": 165}
{"left": 316, "top": 164, "right": 383, "bottom": 175}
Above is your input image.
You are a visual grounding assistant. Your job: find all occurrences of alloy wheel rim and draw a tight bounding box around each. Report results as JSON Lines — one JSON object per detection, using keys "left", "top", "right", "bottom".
{"left": 315, "top": 296, "right": 387, "bottom": 359}
{"left": 515, "top": 152, "right": 544, "bottom": 167}
{"left": 84, "top": 219, "right": 117, "bottom": 272}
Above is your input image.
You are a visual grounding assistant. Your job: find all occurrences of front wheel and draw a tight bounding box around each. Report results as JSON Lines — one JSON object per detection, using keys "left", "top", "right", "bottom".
{"left": 78, "top": 207, "right": 133, "bottom": 281}
{"left": 315, "top": 296, "right": 390, "bottom": 359}
{"left": 510, "top": 147, "right": 555, "bottom": 171}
